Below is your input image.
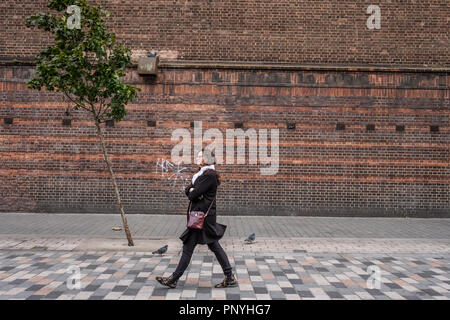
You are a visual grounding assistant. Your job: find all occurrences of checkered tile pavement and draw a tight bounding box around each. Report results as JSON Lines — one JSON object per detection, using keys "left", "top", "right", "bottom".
{"left": 0, "top": 213, "right": 448, "bottom": 300}
{"left": 1, "top": 250, "right": 449, "bottom": 300}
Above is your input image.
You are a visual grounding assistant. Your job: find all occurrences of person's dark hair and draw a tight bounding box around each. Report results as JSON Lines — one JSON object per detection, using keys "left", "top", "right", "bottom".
{"left": 200, "top": 148, "right": 221, "bottom": 185}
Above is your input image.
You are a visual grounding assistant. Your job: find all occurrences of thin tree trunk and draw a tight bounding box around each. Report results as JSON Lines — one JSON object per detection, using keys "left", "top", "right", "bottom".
{"left": 95, "top": 119, "right": 134, "bottom": 246}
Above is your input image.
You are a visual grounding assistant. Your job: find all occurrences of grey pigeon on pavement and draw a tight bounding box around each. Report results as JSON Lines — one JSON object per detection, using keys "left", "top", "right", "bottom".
{"left": 244, "top": 233, "right": 256, "bottom": 244}
{"left": 152, "top": 245, "right": 168, "bottom": 255}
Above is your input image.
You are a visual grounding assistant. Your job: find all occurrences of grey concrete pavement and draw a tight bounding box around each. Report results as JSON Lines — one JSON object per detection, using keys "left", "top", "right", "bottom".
{"left": 0, "top": 212, "right": 449, "bottom": 239}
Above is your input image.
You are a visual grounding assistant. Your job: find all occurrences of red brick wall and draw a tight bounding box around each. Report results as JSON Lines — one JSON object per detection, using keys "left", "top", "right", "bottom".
{"left": 1, "top": 65, "right": 449, "bottom": 216}
{"left": 1, "top": 0, "right": 449, "bottom": 67}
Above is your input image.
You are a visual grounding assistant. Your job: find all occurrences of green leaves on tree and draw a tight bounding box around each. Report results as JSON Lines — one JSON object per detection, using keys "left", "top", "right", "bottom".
{"left": 25, "top": 0, "right": 141, "bottom": 123}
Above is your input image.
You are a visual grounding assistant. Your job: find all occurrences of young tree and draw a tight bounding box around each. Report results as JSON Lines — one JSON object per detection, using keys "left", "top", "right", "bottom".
{"left": 26, "top": 0, "right": 141, "bottom": 246}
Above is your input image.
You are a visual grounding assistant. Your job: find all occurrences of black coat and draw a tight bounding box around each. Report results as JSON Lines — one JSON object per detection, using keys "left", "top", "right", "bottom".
{"left": 179, "top": 168, "right": 227, "bottom": 245}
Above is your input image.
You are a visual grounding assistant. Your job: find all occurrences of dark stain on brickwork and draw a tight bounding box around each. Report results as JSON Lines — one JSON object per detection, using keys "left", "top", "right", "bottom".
{"left": 212, "top": 72, "right": 222, "bottom": 83}
{"left": 297, "top": 73, "right": 316, "bottom": 85}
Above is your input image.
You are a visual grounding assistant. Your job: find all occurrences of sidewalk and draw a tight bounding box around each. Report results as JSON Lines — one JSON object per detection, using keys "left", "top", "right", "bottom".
{"left": 0, "top": 213, "right": 449, "bottom": 300}
{"left": 1, "top": 212, "right": 449, "bottom": 239}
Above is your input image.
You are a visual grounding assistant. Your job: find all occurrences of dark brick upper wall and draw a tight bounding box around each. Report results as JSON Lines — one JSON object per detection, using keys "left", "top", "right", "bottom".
{"left": 1, "top": 0, "right": 449, "bottom": 67}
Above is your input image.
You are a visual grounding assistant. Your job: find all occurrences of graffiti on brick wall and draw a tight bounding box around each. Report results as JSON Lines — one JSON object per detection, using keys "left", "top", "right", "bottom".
{"left": 155, "top": 158, "right": 191, "bottom": 192}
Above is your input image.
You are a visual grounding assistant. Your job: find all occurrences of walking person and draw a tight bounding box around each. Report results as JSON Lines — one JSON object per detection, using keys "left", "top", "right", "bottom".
{"left": 156, "top": 149, "right": 237, "bottom": 289}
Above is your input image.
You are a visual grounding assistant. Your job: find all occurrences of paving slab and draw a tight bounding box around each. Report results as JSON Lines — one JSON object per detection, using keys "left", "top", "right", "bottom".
{"left": 0, "top": 213, "right": 449, "bottom": 239}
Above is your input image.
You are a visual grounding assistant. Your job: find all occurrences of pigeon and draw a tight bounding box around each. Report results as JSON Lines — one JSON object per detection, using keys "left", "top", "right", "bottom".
{"left": 152, "top": 245, "right": 168, "bottom": 255}
{"left": 244, "top": 233, "right": 256, "bottom": 244}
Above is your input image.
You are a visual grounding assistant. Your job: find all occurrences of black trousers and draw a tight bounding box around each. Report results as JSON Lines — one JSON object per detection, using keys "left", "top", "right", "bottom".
{"left": 172, "top": 233, "right": 232, "bottom": 281}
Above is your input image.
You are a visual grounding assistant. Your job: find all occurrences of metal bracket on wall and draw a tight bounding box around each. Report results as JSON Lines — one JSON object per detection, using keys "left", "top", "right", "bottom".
{"left": 137, "top": 55, "right": 159, "bottom": 75}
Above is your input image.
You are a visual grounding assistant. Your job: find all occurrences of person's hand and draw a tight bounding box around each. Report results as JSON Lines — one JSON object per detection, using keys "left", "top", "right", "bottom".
{"left": 185, "top": 184, "right": 193, "bottom": 196}
{"left": 188, "top": 187, "right": 203, "bottom": 200}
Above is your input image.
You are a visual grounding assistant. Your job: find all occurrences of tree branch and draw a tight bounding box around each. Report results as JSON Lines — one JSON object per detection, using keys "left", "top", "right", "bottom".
{"left": 63, "top": 92, "right": 91, "bottom": 113}
{"left": 96, "top": 98, "right": 105, "bottom": 119}
{"left": 89, "top": 102, "right": 99, "bottom": 122}
{"left": 98, "top": 100, "right": 111, "bottom": 121}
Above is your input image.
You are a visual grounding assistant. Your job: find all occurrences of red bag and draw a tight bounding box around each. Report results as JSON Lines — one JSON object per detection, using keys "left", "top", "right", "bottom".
{"left": 187, "top": 198, "right": 216, "bottom": 229}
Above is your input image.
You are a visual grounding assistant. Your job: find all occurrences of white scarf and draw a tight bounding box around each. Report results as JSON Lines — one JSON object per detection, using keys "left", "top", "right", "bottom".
{"left": 192, "top": 164, "right": 215, "bottom": 184}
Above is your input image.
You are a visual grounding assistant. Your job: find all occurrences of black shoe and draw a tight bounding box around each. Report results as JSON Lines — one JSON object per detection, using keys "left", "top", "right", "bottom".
{"left": 156, "top": 275, "right": 177, "bottom": 289}
{"left": 214, "top": 274, "right": 238, "bottom": 288}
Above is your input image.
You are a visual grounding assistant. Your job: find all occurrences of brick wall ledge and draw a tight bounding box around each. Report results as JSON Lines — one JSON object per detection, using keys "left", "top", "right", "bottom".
{"left": 1, "top": 58, "right": 449, "bottom": 73}
{"left": 157, "top": 60, "right": 450, "bottom": 73}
